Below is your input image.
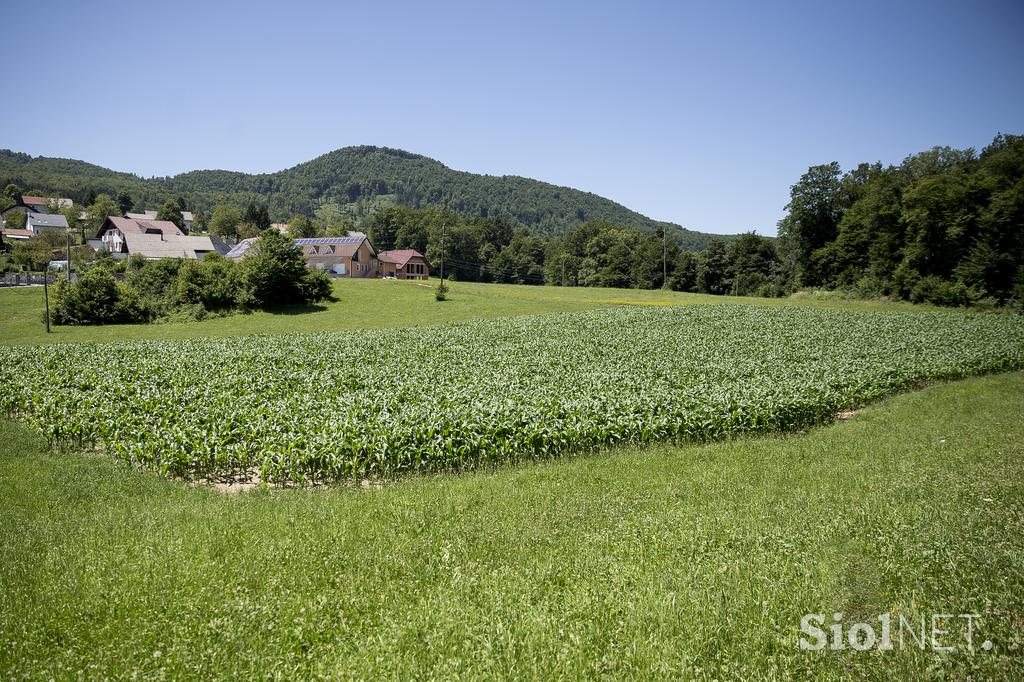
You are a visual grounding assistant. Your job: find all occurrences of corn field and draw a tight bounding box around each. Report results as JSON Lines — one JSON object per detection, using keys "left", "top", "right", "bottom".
{"left": 2, "top": 306, "right": 1022, "bottom": 482}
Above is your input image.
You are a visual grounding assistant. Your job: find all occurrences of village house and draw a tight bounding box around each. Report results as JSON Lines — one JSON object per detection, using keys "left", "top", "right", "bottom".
{"left": 300, "top": 236, "right": 378, "bottom": 276}
{"left": 126, "top": 210, "right": 195, "bottom": 232}
{"left": 25, "top": 213, "right": 70, "bottom": 236}
{"left": 378, "top": 249, "right": 431, "bottom": 279}
{"left": 97, "top": 216, "right": 228, "bottom": 260}
{"left": 1, "top": 195, "right": 73, "bottom": 226}
{"left": 23, "top": 196, "right": 73, "bottom": 212}
{"left": 0, "top": 228, "right": 32, "bottom": 242}
{"left": 226, "top": 234, "right": 433, "bottom": 280}
{"left": 227, "top": 235, "right": 381, "bottom": 277}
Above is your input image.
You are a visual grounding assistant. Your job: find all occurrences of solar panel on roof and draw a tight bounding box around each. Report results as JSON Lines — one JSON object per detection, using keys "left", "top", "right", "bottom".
{"left": 294, "top": 237, "right": 363, "bottom": 245}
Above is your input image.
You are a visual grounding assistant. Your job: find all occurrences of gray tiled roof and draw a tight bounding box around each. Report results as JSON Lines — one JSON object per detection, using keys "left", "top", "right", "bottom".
{"left": 126, "top": 210, "right": 195, "bottom": 222}
{"left": 27, "top": 213, "right": 70, "bottom": 229}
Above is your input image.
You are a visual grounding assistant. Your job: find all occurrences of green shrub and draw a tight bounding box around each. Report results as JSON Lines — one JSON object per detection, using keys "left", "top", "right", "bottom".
{"left": 435, "top": 279, "right": 449, "bottom": 301}
{"left": 241, "top": 230, "right": 335, "bottom": 307}
{"left": 297, "top": 268, "right": 334, "bottom": 304}
{"left": 51, "top": 269, "right": 140, "bottom": 325}
{"left": 909, "top": 276, "right": 973, "bottom": 307}
{"left": 732, "top": 272, "right": 768, "bottom": 297}
{"left": 891, "top": 263, "right": 920, "bottom": 300}
{"left": 854, "top": 275, "right": 887, "bottom": 298}
{"left": 174, "top": 255, "right": 242, "bottom": 311}
{"left": 113, "top": 281, "right": 145, "bottom": 322}
{"left": 92, "top": 248, "right": 116, "bottom": 270}
{"left": 126, "top": 257, "right": 183, "bottom": 320}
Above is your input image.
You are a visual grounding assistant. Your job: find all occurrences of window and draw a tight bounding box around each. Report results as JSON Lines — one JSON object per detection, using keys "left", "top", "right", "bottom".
{"left": 308, "top": 246, "right": 318, "bottom": 255}
{"left": 323, "top": 245, "right": 334, "bottom": 255}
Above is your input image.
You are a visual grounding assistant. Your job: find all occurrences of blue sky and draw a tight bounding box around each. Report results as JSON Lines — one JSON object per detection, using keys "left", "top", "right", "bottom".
{"left": 2, "top": 0, "right": 1021, "bottom": 235}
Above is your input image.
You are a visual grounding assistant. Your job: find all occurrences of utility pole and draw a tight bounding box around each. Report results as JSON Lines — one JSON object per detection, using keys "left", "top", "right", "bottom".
{"left": 662, "top": 227, "right": 667, "bottom": 288}
{"left": 43, "top": 272, "right": 51, "bottom": 333}
{"left": 440, "top": 222, "right": 446, "bottom": 283}
{"left": 66, "top": 230, "right": 72, "bottom": 282}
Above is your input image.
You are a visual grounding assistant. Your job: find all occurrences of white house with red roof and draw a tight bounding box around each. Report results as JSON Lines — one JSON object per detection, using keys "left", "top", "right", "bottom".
{"left": 96, "top": 216, "right": 229, "bottom": 260}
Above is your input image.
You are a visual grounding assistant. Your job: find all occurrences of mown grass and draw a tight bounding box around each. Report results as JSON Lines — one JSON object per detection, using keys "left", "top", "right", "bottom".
{"left": 2, "top": 373, "right": 1022, "bottom": 679}
{"left": 0, "top": 277, "right": 940, "bottom": 346}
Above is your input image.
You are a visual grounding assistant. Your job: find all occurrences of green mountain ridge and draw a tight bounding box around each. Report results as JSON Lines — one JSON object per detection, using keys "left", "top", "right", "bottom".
{"left": 0, "top": 146, "right": 734, "bottom": 250}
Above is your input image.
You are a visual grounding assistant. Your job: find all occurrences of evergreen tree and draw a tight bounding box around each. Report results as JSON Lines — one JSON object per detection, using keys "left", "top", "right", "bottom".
{"left": 116, "top": 190, "right": 134, "bottom": 215}
{"left": 243, "top": 202, "right": 271, "bottom": 231}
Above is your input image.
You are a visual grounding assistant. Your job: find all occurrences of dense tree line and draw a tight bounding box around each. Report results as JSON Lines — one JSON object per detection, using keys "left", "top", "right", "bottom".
{"left": 51, "top": 230, "right": 333, "bottom": 325}
{"left": 3, "top": 193, "right": 774, "bottom": 296}
{"left": 778, "top": 134, "right": 1024, "bottom": 307}
{"left": 0, "top": 146, "right": 724, "bottom": 249}
{"left": 362, "top": 206, "right": 780, "bottom": 294}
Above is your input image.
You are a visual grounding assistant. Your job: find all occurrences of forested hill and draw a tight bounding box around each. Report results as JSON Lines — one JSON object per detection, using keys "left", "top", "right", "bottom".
{"left": 0, "top": 146, "right": 729, "bottom": 250}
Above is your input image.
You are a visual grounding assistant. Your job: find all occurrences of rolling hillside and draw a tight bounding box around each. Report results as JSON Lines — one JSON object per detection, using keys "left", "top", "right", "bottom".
{"left": 0, "top": 147, "right": 732, "bottom": 249}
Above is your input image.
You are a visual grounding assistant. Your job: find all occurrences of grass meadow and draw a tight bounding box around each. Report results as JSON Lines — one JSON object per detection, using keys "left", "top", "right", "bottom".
{"left": 1, "top": 280, "right": 1021, "bottom": 679}
{"left": 2, "top": 375, "right": 1022, "bottom": 678}
{"left": 0, "top": 277, "right": 937, "bottom": 346}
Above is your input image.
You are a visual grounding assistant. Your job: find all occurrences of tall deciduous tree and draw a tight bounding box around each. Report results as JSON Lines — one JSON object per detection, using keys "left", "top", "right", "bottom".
{"left": 60, "top": 205, "right": 81, "bottom": 233}
{"left": 209, "top": 205, "right": 242, "bottom": 239}
{"left": 777, "top": 162, "right": 844, "bottom": 286}
{"left": 86, "top": 194, "right": 120, "bottom": 233}
{"left": 156, "top": 199, "right": 185, "bottom": 229}
{"left": 727, "top": 232, "right": 779, "bottom": 296}
{"left": 668, "top": 250, "right": 700, "bottom": 292}
{"left": 697, "top": 239, "right": 731, "bottom": 295}
{"left": 774, "top": 134, "right": 1024, "bottom": 307}
{"left": 287, "top": 215, "right": 322, "bottom": 238}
